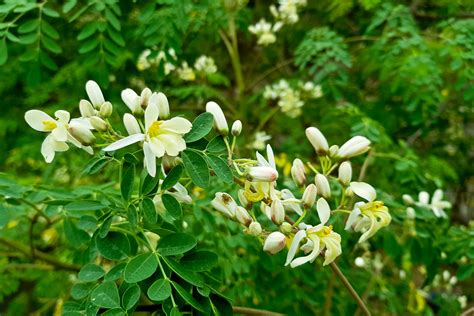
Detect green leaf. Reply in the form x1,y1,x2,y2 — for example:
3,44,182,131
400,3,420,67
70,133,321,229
71,282,95,300
171,282,204,312
181,150,209,188
161,194,182,220
147,279,171,301
42,21,60,39
206,136,226,153
18,19,39,33
161,165,183,191
122,284,141,310
105,263,126,281
127,205,138,228
91,281,120,309
82,157,108,175
184,112,214,143
457,265,474,281
157,233,196,256
124,253,158,283
141,170,161,196
162,257,203,287
43,7,60,18
121,162,135,201
19,33,38,45
42,36,62,54
206,154,233,184
105,9,121,31
79,37,99,54
78,264,105,282
0,38,7,65
77,23,97,41
97,232,131,260
180,251,218,272
63,0,77,13
141,197,157,225
63,218,90,247
102,309,125,316
64,200,106,213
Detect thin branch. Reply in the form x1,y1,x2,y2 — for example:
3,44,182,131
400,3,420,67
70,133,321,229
329,262,371,316
0,237,80,272
323,274,335,316
358,150,374,182
19,198,51,224
233,306,284,316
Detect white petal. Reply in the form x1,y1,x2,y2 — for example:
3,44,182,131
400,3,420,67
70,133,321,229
51,139,69,152
123,113,141,135
86,80,105,107
316,198,331,225
350,182,376,202
322,233,342,265
358,215,378,243
345,207,362,230
143,142,156,177
51,126,68,142
82,146,93,155
160,117,192,134
121,88,140,113
25,110,54,132
55,110,70,123
266,145,276,169
418,191,430,204
285,230,306,266
103,133,145,151
148,138,166,158
290,235,320,268
157,134,185,156
432,189,443,203
41,135,55,163
256,151,269,167
145,102,159,130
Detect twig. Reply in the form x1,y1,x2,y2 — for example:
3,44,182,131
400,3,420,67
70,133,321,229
233,306,284,315
358,150,374,182
329,262,371,316
19,198,51,224
323,274,335,316
0,237,80,272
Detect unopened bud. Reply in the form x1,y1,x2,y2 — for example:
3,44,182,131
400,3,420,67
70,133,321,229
355,257,365,267
270,199,285,225
291,158,306,187
247,166,278,182
402,194,414,205
68,122,95,146
238,189,250,209
315,174,331,198
305,127,329,155
337,136,371,159
406,207,416,220
345,187,353,197
211,192,237,218
280,222,292,234
162,155,179,173
79,100,95,117
248,221,262,236
329,145,339,157
206,101,228,136
231,120,242,136
263,232,286,255
144,231,160,249
338,161,352,186
99,101,113,118
85,80,105,108
302,184,317,209
90,116,108,131
235,206,252,226
150,92,170,119
123,113,141,135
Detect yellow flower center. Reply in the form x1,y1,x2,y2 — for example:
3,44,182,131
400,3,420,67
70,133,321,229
360,201,387,213
43,120,57,131
315,225,333,238
147,121,162,138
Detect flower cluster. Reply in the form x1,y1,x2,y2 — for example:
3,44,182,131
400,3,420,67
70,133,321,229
249,0,307,46
25,81,192,178
403,189,451,219
210,121,391,268
137,48,177,73
263,79,323,117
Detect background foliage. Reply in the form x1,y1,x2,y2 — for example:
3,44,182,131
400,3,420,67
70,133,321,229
0,0,473,315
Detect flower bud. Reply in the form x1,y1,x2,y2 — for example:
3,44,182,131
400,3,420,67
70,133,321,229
85,80,105,108
315,174,331,198
150,92,170,119
402,194,414,205
328,145,339,157
338,161,352,186
79,100,95,117
231,120,242,136
247,166,278,182
211,192,237,218
123,113,141,135
355,257,365,267
337,136,371,159
68,122,95,146
406,207,416,220
248,221,262,236
263,232,286,255
162,155,179,173
235,206,252,226
144,231,160,249
90,116,108,132
270,199,285,225
99,101,113,118
291,158,306,187
302,184,317,209
280,222,292,234
238,189,250,209
305,127,329,155
206,101,228,136
345,187,353,197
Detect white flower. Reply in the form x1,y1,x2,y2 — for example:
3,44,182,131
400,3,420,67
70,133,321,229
25,110,93,162
337,136,371,159
103,101,192,177
250,131,271,150
302,184,317,209
194,55,217,74
248,19,281,46
248,221,262,235
280,189,303,215
231,120,242,136
211,192,237,218
263,232,287,254
85,80,106,109
345,182,391,243
121,87,152,115
291,158,306,186
315,174,331,198
248,144,279,182
416,190,451,218
177,62,196,81
235,206,253,226
338,161,352,186
150,92,170,119
270,199,285,225
355,257,365,267
123,113,141,135
206,101,228,136
306,127,329,155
